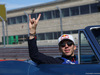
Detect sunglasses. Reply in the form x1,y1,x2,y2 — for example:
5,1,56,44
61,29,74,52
59,41,74,47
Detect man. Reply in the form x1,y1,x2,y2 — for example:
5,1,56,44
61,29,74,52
28,14,78,64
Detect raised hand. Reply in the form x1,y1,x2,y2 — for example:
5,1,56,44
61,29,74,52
29,14,41,35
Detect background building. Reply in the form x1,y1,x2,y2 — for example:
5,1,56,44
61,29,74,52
0,0,100,47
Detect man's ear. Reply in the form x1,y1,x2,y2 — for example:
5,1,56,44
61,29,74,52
74,45,76,51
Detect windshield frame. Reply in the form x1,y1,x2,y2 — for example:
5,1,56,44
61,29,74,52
84,25,100,61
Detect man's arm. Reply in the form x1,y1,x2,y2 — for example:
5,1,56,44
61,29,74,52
28,37,48,64
28,37,63,64
28,14,45,64
28,14,62,64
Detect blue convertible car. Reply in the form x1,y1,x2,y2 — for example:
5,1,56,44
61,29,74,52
0,25,100,75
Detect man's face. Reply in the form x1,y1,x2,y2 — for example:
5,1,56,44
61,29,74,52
59,40,76,56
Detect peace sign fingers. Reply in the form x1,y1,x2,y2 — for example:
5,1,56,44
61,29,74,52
35,14,41,24
28,14,41,35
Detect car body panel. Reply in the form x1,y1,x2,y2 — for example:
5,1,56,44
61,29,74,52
0,61,39,75
0,60,100,75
